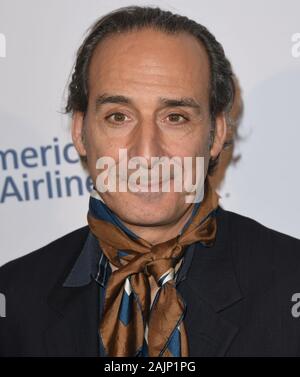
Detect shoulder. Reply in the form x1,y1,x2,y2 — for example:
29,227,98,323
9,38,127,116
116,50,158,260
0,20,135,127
221,206,300,256
218,206,300,292
0,226,89,295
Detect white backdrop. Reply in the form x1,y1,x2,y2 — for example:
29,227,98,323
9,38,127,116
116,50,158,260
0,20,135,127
0,0,299,267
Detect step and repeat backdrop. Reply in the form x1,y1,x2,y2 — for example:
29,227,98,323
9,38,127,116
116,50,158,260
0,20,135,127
0,0,300,266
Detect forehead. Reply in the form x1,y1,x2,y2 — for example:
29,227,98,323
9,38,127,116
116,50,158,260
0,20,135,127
88,28,210,101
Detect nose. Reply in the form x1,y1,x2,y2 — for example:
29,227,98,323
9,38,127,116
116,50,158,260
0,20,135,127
128,118,165,166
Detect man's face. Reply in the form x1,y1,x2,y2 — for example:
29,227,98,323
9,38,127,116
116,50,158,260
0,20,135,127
72,28,226,227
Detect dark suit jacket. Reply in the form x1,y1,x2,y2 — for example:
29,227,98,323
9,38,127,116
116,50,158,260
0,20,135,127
1,206,300,357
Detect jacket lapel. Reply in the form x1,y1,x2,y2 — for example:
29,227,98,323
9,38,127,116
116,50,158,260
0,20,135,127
177,208,244,356
178,254,243,356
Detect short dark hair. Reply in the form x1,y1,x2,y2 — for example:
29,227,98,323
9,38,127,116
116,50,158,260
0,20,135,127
65,5,236,175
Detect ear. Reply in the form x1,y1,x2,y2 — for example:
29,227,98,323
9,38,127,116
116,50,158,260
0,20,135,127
71,111,87,157
210,112,227,159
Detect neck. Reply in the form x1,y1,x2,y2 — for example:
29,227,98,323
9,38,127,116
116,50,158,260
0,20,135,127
120,204,195,245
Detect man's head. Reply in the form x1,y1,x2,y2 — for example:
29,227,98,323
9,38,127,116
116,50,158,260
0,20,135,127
66,6,235,228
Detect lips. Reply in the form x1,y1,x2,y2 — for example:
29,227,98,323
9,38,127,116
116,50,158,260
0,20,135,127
133,177,173,190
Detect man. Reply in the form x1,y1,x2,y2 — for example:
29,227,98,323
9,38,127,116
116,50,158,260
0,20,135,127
0,6,300,357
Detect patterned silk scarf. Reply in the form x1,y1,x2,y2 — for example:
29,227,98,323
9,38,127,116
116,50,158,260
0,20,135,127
87,179,220,357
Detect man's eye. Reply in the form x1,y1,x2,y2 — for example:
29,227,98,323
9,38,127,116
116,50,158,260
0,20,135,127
167,113,189,123
105,112,130,123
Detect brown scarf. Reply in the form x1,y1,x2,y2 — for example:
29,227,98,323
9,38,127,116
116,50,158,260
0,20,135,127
87,179,219,356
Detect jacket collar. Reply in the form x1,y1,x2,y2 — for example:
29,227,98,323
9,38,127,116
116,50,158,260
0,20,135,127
62,231,111,288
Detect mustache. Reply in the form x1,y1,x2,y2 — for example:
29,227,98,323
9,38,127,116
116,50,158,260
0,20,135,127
111,156,183,182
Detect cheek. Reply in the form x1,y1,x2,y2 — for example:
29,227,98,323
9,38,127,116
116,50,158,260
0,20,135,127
196,126,212,156
84,121,107,157
84,125,124,180
175,133,210,159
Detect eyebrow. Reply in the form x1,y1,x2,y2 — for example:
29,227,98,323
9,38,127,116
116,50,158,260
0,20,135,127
95,93,203,114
